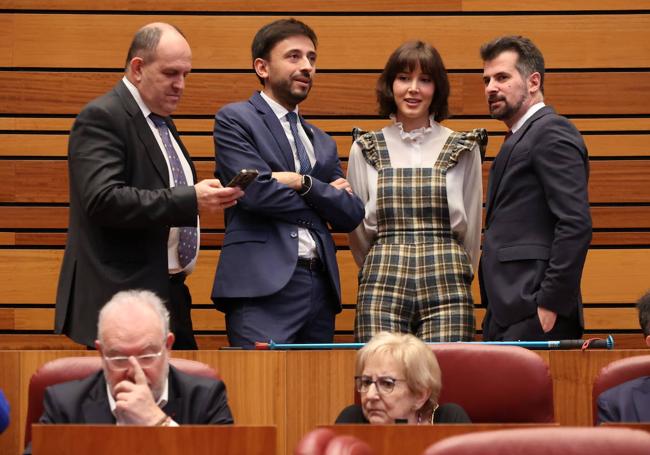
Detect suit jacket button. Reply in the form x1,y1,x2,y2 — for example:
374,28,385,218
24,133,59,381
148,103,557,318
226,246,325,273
290,232,298,238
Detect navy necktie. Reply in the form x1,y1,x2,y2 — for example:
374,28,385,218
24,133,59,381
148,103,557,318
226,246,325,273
149,113,197,268
286,111,312,174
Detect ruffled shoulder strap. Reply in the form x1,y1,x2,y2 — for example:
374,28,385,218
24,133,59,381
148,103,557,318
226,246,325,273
444,128,488,170
351,128,388,170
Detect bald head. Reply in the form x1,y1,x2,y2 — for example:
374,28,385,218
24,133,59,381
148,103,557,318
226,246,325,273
124,22,186,70
97,289,170,345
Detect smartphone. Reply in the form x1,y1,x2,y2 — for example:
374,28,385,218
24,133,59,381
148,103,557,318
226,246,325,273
226,169,259,190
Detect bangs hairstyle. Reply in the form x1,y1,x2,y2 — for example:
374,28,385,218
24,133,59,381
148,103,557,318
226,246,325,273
376,41,450,121
356,332,442,405
251,18,318,85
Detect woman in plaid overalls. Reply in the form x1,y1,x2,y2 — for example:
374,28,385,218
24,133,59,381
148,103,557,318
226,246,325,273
348,41,486,342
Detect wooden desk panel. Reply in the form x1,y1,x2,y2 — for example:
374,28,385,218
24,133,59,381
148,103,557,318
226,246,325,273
31,424,276,455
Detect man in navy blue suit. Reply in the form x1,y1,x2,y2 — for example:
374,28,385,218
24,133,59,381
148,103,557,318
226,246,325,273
597,290,650,423
211,18,364,348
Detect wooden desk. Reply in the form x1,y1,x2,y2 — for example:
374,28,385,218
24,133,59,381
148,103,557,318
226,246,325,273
324,424,559,455
31,424,276,455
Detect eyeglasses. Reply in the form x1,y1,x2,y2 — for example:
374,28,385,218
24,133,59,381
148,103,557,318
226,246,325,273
355,375,406,394
103,349,164,370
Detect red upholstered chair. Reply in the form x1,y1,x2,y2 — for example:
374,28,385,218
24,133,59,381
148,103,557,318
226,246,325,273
294,428,337,455
422,427,650,455
354,344,553,423
592,354,650,424
431,344,554,422
324,435,374,455
24,356,218,448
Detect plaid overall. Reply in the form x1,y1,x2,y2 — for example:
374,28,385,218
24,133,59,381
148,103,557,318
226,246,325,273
354,129,486,342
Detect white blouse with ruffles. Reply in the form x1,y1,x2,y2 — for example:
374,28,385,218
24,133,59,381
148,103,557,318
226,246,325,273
347,116,483,273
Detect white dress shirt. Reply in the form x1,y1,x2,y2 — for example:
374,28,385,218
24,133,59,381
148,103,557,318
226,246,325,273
122,76,198,274
259,91,318,259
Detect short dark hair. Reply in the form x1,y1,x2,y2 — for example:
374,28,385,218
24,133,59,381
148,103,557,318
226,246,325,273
124,23,185,70
376,41,450,122
480,35,545,94
251,18,318,85
637,290,650,337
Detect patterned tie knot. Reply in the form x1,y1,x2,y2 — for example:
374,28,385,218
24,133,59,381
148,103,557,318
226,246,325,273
149,113,167,127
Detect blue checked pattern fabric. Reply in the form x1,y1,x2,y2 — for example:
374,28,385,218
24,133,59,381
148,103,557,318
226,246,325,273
353,129,487,343
286,112,312,174
149,113,197,268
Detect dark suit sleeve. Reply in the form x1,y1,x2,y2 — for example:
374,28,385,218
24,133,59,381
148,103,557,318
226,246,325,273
530,116,592,316
596,390,620,424
69,103,198,228
202,380,234,424
215,107,364,232
38,386,70,424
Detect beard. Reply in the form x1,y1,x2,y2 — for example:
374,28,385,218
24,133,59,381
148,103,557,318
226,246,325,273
488,92,527,122
271,75,312,108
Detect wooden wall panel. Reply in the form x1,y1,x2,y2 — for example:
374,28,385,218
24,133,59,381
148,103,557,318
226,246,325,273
2,72,650,116
1,248,647,312
5,0,650,12
4,132,650,159
2,14,650,69
2,160,648,204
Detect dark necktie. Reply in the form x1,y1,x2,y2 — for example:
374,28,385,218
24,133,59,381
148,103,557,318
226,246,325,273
149,113,197,268
286,111,312,174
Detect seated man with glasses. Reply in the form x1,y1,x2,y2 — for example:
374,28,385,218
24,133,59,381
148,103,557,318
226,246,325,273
36,289,233,427
335,332,470,424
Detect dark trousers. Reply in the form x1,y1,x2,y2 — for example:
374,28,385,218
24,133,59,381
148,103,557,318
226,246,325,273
225,264,336,349
168,273,198,350
483,308,583,341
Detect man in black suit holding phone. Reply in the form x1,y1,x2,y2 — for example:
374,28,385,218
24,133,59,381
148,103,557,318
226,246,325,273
479,36,592,341
55,22,244,350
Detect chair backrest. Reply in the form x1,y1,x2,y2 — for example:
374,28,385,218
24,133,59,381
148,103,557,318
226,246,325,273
25,356,218,447
592,354,650,424
432,344,554,422
354,344,553,423
324,435,374,455
294,428,337,455
422,427,650,455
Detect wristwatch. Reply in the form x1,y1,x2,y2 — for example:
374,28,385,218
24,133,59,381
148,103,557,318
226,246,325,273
299,174,312,195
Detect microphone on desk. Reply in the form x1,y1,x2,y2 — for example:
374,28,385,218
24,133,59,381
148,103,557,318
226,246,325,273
394,418,408,424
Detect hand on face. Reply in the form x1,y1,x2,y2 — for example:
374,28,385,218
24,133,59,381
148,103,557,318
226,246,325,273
112,356,167,425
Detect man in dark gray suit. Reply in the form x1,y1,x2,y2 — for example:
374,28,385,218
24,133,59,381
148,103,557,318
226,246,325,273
479,36,592,341
55,23,243,349
25,290,232,454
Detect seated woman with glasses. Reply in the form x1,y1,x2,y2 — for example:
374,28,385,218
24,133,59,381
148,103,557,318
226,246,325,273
335,331,470,424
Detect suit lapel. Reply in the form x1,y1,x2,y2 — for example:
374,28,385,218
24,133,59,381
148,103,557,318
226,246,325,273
115,81,170,186
162,366,183,423
250,92,297,171
485,106,553,224
81,373,115,424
